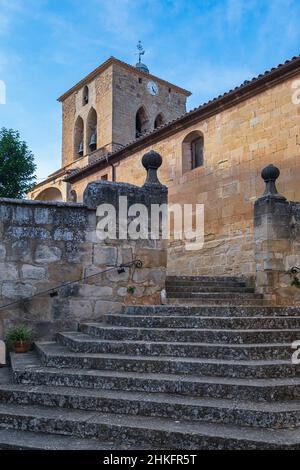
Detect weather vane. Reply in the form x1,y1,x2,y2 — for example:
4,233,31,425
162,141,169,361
136,41,145,64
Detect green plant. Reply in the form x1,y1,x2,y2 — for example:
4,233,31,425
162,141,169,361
0,127,36,198
291,276,300,289
6,325,33,344
127,286,136,295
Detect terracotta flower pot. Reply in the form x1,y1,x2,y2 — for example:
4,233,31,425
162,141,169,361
12,341,31,354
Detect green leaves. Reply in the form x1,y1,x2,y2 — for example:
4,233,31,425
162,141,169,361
0,127,37,199
6,325,33,343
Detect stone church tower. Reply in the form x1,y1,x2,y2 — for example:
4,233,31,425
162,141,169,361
58,52,191,168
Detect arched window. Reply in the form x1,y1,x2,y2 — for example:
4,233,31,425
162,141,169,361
182,131,204,174
135,106,149,138
82,85,89,106
74,116,84,160
154,113,164,129
86,107,97,153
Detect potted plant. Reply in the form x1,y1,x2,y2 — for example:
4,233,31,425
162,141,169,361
6,325,33,353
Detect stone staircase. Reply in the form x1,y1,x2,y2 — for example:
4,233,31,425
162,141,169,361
0,276,300,449
166,276,267,305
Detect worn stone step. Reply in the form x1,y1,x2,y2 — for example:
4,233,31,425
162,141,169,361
165,279,247,286
165,286,254,293
32,343,300,378
0,428,123,450
104,314,300,330
88,319,300,346
123,305,300,317
54,334,293,359
11,351,300,401
2,382,300,429
0,403,300,449
167,291,263,299
166,298,270,306
166,276,246,283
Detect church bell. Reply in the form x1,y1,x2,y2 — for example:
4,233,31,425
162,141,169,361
89,132,97,151
78,141,83,156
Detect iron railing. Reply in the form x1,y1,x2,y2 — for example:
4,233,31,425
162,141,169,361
0,259,143,311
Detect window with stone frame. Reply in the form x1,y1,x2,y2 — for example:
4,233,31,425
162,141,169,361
154,113,165,129
135,106,149,138
82,85,89,106
182,131,204,174
74,116,84,159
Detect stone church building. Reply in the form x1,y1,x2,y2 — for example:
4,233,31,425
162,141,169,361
1,52,300,449
28,53,300,280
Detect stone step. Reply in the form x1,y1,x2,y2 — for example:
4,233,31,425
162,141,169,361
0,428,122,450
165,285,254,293
89,320,300,346
123,305,300,317
33,343,299,378
54,334,293,359
166,292,263,299
166,276,246,283
104,314,300,330
166,298,270,306
12,351,300,401
0,403,300,449
2,382,300,429
165,279,247,290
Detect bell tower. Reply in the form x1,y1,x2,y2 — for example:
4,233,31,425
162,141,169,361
58,47,191,168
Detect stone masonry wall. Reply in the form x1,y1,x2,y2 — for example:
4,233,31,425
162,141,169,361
254,165,300,305
71,72,300,280
0,164,167,340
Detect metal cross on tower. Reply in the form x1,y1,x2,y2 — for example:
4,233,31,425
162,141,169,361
137,41,145,64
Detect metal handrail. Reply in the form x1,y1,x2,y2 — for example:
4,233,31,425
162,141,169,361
0,259,143,311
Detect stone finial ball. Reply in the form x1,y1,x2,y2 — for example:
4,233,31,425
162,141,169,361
142,150,163,170
261,164,280,182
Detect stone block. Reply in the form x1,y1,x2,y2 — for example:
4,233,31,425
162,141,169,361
117,287,127,297
48,264,82,283
79,284,113,298
69,299,94,319
35,245,62,263
10,240,31,263
34,208,53,225
94,246,117,266
2,282,35,300
137,249,167,268
0,263,19,281
21,264,47,280
94,300,122,316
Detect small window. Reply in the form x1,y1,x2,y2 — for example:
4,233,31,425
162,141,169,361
182,131,204,174
87,107,97,153
101,174,108,180
154,113,164,129
191,137,204,169
74,116,84,160
138,77,142,84
135,106,149,138
83,85,89,106
168,88,172,93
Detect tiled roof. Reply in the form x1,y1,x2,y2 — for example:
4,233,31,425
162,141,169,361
63,53,300,183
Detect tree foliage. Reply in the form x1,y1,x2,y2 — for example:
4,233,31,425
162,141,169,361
0,127,36,198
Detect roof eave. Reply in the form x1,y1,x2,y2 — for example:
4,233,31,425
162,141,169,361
57,56,191,102
65,54,300,184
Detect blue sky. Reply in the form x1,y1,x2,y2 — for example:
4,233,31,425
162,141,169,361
1,0,300,181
